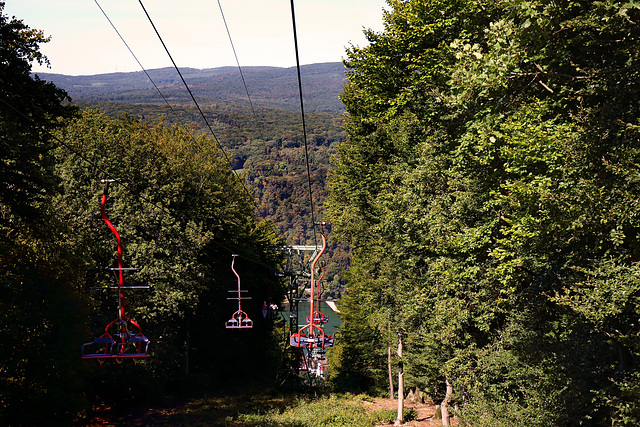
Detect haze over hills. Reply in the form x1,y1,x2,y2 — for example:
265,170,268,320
35,62,347,113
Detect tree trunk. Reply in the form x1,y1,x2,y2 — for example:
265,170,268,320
183,316,190,376
388,321,394,399
440,378,452,427
394,330,404,426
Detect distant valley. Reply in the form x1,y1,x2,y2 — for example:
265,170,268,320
35,62,347,113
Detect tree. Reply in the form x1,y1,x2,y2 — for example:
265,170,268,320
329,0,640,424
0,1,76,221
0,3,84,424
54,110,285,397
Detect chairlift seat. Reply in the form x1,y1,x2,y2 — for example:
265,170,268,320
128,334,149,343
225,308,253,329
307,311,328,324
324,335,335,348
290,333,308,347
92,336,116,344
312,335,334,348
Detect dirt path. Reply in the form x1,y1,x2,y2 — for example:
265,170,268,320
363,398,459,427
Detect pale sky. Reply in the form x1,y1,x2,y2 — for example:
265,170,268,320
4,0,389,76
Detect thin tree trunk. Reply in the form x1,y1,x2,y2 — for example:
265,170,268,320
183,315,190,376
388,321,394,399
440,378,452,427
394,330,404,426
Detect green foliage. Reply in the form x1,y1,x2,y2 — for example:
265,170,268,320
235,395,373,427
370,407,418,424
0,3,85,424
0,1,77,221
54,110,285,393
328,0,640,425
69,99,350,297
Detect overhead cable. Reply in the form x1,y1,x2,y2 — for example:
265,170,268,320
216,0,266,144
94,0,198,142
289,0,318,248
137,0,261,225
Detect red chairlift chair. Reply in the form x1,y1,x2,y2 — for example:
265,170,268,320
82,179,150,361
290,225,334,351
225,254,253,329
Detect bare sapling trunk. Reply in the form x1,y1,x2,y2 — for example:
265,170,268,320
183,316,190,375
440,377,453,427
394,330,404,426
388,321,394,399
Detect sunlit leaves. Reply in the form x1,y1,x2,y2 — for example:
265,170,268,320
330,0,640,423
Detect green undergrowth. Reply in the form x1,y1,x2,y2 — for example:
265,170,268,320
90,391,417,426
232,394,376,427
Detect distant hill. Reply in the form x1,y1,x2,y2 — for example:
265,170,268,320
35,62,347,113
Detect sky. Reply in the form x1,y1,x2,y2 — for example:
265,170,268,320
4,0,389,76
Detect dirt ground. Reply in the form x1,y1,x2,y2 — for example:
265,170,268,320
86,395,460,426
364,397,459,427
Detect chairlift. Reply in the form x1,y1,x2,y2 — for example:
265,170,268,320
82,179,150,361
225,254,253,329
290,224,334,351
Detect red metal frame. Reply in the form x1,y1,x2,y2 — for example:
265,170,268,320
290,226,334,350
82,180,149,360
306,264,328,324
226,254,253,329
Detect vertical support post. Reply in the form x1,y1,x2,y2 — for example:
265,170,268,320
388,321,394,399
393,329,404,426
395,329,404,426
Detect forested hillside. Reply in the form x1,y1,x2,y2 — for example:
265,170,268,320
328,0,640,426
43,62,352,298
36,62,347,113
68,100,350,298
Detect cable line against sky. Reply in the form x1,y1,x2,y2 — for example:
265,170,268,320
95,0,279,243
94,0,322,251
289,0,318,248
93,0,197,144
216,0,266,144
137,0,266,229
136,0,232,167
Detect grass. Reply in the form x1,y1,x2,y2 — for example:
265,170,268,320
91,391,417,426
233,394,373,427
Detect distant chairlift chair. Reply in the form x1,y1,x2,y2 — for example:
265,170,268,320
225,254,253,329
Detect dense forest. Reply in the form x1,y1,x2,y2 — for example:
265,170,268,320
4,0,640,426
327,0,640,426
46,61,352,298
1,4,290,424
67,101,351,299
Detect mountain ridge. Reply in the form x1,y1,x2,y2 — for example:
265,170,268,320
35,62,347,113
